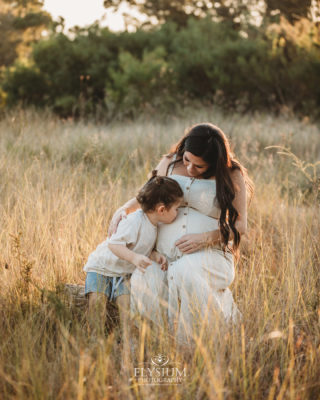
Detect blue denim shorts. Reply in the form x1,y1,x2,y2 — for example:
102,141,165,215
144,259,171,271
85,272,130,301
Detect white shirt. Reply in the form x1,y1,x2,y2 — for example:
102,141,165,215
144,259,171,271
83,209,157,277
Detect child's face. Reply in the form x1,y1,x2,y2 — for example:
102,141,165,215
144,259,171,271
158,199,182,224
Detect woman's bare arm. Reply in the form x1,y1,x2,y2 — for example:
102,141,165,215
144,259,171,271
153,155,173,177
121,197,140,214
205,169,247,241
107,197,140,236
230,168,247,236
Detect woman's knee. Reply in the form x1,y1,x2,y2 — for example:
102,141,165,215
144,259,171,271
169,251,235,290
208,253,235,289
168,255,197,287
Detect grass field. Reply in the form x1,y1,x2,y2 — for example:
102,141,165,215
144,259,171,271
0,108,319,399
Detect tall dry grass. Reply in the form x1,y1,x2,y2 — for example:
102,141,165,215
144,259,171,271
0,108,319,399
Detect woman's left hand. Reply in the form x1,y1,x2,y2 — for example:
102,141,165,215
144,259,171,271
175,233,205,254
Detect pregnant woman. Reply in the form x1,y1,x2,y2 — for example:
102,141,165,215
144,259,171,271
109,123,253,344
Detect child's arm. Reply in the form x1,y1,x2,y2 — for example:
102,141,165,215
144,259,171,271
150,250,168,271
108,243,152,273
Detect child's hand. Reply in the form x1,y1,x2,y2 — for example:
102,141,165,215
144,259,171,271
150,250,168,271
133,254,152,273
158,254,168,271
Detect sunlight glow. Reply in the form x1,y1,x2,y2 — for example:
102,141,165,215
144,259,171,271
43,0,144,31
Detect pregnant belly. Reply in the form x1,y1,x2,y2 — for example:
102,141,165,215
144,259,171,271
156,207,220,260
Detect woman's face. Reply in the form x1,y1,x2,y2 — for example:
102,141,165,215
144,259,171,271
183,151,209,177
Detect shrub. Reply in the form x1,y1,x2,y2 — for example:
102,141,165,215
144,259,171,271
1,18,319,118
2,65,48,107
106,46,173,117
169,18,238,98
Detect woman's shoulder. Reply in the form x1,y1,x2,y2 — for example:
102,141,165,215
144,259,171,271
229,167,246,192
154,153,176,176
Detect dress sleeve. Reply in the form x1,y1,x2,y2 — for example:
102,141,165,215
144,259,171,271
108,213,141,246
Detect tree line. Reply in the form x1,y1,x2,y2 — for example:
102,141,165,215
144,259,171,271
1,0,319,119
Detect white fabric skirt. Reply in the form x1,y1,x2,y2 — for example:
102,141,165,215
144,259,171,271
130,248,240,344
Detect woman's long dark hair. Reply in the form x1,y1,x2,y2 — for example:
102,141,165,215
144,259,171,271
166,123,254,255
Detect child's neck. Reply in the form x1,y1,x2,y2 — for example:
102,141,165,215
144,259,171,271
145,211,159,226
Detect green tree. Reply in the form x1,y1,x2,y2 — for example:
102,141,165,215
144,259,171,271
0,0,52,67
106,46,171,117
265,0,312,23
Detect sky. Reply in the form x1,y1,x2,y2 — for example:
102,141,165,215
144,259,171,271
43,0,145,31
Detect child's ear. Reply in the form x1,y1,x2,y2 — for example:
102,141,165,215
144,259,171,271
157,204,166,214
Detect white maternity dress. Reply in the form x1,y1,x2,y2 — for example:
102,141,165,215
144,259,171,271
131,162,240,344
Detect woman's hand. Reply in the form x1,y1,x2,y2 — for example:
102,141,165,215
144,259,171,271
175,233,206,254
108,208,127,237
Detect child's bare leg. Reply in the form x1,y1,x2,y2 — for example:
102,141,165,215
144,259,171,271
116,294,131,343
116,293,133,370
87,292,107,336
